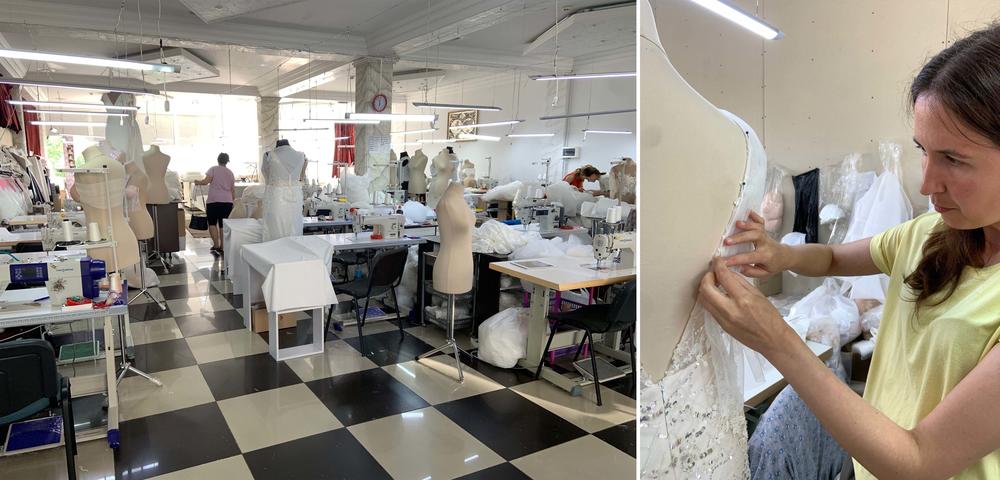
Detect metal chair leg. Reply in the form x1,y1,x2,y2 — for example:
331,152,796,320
62,378,77,480
535,321,560,379
572,331,588,362
628,327,637,393
390,287,404,339
586,328,602,406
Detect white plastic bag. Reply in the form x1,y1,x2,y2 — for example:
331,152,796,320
478,307,532,368
402,200,436,224
483,180,522,202
472,220,532,255
786,278,862,347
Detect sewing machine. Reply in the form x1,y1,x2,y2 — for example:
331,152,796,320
315,200,351,221
352,213,404,240
0,257,107,306
592,231,635,269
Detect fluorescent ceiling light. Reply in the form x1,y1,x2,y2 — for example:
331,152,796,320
418,138,457,144
540,109,635,120
26,109,128,117
583,129,632,135
0,48,180,73
348,113,437,122
459,133,501,142
391,128,437,135
334,136,349,140
412,102,502,112
688,0,783,40
304,118,380,125
529,72,636,81
8,100,140,111
0,78,159,95
274,127,330,132
277,70,337,98
31,121,103,127
337,145,355,149
507,133,555,138
448,120,523,130
398,142,422,146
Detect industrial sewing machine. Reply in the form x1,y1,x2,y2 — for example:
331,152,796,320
0,257,107,306
352,213,404,240
592,231,635,269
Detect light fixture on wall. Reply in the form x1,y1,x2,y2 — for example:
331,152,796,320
582,129,633,135
0,78,159,95
529,72,636,81
391,128,437,135
418,138,458,144
348,113,437,122
7,100,140,111
0,48,180,73
26,109,129,118
412,102,502,112
507,133,555,138
448,120,524,130
539,109,635,121
458,133,501,142
274,127,331,132
31,121,104,127
687,0,783,40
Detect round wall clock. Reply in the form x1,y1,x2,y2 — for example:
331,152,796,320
371,93,388,112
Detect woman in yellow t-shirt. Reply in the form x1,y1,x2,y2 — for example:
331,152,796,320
699,25,1000,480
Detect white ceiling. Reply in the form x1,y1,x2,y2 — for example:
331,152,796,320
0,0,635,101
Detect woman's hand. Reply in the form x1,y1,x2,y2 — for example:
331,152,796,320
698,257,798,356
721,211,792,278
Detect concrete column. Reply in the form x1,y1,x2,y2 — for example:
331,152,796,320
353,58,393,175
258,96,280,160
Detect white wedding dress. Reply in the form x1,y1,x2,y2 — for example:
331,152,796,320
261,145,305,241
639,108,767,479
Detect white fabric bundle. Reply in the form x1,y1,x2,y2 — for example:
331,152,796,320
483,180,522,202
472,220,534,255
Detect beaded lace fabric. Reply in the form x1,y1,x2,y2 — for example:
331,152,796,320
639,110,767,479
261,145,305,241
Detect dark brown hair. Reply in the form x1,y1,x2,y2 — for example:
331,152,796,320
904,25,1000,306
580,165,603,177
217,152,230,165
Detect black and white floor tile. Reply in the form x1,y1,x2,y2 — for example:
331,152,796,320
0,237,637,480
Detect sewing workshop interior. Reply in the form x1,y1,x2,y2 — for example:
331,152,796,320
0,1,637,479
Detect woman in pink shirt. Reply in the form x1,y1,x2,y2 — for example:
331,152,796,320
195,152,236,254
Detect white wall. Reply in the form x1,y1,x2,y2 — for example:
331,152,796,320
392,52,636,186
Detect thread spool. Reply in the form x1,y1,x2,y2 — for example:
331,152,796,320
61,221,73,242
109,273,123,293
87,222,101,242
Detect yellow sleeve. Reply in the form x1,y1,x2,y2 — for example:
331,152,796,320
868,212,940,276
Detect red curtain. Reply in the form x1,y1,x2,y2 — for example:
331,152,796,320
332,123,354,177
22,110,41,156
0,84,21,132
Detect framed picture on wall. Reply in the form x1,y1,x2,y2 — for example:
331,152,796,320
447,110,479,139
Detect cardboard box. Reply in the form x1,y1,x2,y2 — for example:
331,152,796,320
251,305,303,333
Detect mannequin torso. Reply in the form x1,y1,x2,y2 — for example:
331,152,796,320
261,144,306,241
123,161,155,240
71,146,140,272
433,181,474,294
427,149,458,208
609,158,637,204
408,149,429,194
143,146,171,204
461,159,477,187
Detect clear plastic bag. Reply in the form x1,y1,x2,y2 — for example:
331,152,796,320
819,153,863,244
478,307,533,368
761,165,787,237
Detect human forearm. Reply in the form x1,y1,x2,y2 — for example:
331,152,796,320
784,238,880,277
768,334,926,479
783,243,835,276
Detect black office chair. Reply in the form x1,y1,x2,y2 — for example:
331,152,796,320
535,280,636,406
325,248,409,353
0,339,78,479
331,251,371,284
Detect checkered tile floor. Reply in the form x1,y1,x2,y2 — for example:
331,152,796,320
0,237,636,480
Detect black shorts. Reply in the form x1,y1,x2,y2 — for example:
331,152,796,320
206,202,233,227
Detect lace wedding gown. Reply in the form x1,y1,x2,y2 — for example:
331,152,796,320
262,145,305,241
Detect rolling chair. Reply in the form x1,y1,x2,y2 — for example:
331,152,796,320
0,339,78,479
324,248,409,354
535,280,636,406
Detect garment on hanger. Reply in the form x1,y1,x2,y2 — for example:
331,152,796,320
261,144,305,241
793,168,820,243
641,110,766,479
609,158,637,204
102,93,146,177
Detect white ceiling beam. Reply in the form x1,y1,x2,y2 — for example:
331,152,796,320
368,0,547,57
0,0,367,59
254,60,354,97
398,45,573,74
524,3,636,56
0,33,27,78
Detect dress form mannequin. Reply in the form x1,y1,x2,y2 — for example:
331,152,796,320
426,147,458,209
461,159,477,188
640,1,765,477
641,1,749,381
143,145,172,204
433,181,474,294
70,146,140,274
408,149,429,196
261,141,306,241
609,157,637,204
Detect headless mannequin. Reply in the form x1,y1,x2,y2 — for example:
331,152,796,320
261,140,307,241
641,2,751,382
143,145,172,204
433,179,474,294
69,146,140,274
123,160,155,240
609,157,637,204
408,149,429,195
427,147,458,209
461,159,477,188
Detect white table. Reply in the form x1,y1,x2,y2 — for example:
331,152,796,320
743,340,833,408
489,255,636,395
0,288,128,449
